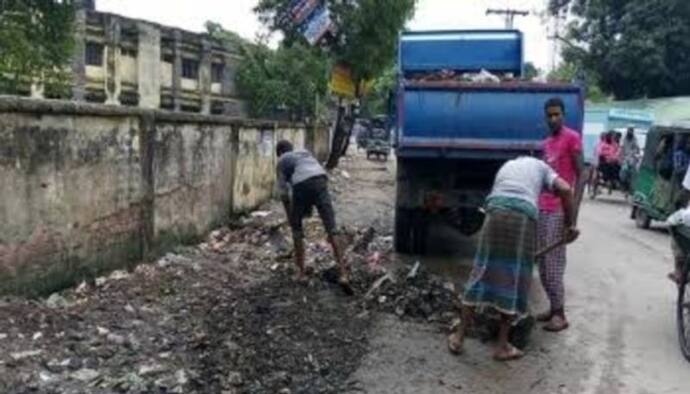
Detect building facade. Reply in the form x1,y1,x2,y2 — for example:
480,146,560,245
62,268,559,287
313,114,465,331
38,0,244,115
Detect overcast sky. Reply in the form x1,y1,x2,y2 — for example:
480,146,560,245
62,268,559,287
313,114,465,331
97,0,556,71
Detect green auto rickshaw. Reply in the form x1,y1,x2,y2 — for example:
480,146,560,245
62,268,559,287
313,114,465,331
631,122,690,228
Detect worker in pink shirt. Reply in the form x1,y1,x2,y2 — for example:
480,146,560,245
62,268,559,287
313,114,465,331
537,97,584,332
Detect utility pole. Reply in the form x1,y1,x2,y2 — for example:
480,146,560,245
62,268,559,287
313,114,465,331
548,7,568,71
486,9,529,29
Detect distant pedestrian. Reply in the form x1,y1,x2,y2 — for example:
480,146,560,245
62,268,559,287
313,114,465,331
275,140,352,294
598,131,621,189
537,97,584,332
447,156,578,361
619,127,640,188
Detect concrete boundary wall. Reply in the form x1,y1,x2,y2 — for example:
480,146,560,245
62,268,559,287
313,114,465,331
0,97,325,296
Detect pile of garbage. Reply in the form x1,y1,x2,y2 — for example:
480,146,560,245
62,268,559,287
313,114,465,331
406,68,515,83
0,199,534,393
359,261,459,325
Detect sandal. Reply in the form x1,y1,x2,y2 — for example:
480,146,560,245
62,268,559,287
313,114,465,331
493,345,524,361
543,316,569,332
536,310,553,322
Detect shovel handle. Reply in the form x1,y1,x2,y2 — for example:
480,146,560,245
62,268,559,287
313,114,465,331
535,228,580,259
534,238,569,259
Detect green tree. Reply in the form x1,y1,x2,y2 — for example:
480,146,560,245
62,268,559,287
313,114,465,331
523,62,540,80
547,61,607,102
549,0,690,99
255,0,417,168
0,0,75,96
362,65,396,116
207,22,330,121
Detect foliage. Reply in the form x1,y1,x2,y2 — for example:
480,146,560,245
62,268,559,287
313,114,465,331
207,22,330,120
549,0,690,99
255,0,416,168
547,62,607,102
362,65,395,116
254,0,416,91
0,0,75,96
523,62,540,80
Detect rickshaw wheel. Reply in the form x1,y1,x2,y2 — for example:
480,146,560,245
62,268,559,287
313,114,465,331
589,182,598,200
676,260,690,362
634,209,651,229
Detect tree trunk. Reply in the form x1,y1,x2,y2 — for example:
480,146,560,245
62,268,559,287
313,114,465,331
325,102,347,169
338,108,353,157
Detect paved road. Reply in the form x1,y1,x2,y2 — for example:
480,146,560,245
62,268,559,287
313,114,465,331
351,194,690,393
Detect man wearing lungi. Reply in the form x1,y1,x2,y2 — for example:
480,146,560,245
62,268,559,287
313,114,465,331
537,97,584,332
447,156,578,361
276,140,352,294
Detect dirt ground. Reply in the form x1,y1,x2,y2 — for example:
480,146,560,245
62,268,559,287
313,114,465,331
3,149,690,393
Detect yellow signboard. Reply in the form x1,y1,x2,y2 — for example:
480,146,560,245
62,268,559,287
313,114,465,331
329,65,373,99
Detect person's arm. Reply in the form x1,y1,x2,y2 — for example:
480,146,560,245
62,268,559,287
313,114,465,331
276,159,291,217
541,159,578,241
553,177,579,242
571,135,586,225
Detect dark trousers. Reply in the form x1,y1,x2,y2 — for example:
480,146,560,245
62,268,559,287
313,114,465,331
290,175,336,240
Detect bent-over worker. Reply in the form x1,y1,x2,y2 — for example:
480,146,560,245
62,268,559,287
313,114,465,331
447,156,578,361
275,140,352,294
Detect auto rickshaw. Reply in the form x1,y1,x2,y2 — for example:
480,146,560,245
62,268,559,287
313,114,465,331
365,127,391,161
631,122,690,228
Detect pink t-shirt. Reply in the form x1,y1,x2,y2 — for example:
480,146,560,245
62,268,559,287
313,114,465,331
539,126,582,212
597,141,619,163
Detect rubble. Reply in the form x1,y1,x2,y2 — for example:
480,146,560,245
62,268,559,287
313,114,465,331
0,202,375,393
0,167,524,393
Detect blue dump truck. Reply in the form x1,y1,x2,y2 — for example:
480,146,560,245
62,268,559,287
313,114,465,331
392,30,584,254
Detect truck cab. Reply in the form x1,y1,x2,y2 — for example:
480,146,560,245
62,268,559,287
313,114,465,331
392,30,584,254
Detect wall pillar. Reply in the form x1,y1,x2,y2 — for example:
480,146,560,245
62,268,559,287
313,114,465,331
199,39,212,115
172,30,183,112
137,23,161,109
104,16,122,105
221,55,238,115
71,5,87,101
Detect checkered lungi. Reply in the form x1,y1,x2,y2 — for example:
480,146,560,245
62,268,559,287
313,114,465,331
463,207,536,319
537,210,567,311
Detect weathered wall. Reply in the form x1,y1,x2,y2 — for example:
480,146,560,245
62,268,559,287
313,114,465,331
0,97,316,296
152,120,235,248
308,123,331,163
0,110,144,295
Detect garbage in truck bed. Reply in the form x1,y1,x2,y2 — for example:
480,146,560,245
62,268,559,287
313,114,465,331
406,68,514,83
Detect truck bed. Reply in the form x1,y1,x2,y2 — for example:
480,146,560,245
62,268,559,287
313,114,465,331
396,80,584,158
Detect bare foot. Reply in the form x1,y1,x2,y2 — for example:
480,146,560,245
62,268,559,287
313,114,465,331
493,344,524,361
447,331,464,355
543,315,569,332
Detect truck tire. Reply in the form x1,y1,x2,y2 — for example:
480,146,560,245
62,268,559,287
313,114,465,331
395,208,412,254
395,208,427,254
